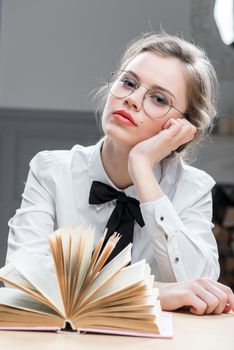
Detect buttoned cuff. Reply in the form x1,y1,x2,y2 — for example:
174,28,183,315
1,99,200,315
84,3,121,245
140,195,185,238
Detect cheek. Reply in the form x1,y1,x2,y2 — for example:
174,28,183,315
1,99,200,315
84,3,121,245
139,120,164,139
102,95,117,117
103,94,119,112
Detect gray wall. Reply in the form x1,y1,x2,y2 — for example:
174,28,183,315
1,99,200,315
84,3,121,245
1,0,233,116
1,1,234,116
0,0,191,111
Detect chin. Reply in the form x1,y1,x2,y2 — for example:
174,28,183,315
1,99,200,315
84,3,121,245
104,129,137,148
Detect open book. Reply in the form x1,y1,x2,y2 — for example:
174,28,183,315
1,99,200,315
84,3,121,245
0,226,172,338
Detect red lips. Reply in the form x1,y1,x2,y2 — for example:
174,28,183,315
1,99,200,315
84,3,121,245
112,110,137,127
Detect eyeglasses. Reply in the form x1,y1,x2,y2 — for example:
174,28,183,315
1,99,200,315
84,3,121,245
108,70,185,119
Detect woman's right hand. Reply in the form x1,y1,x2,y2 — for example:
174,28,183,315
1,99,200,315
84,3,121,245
156,277,234,315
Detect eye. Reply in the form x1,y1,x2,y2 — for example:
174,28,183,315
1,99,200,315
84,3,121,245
150,92,170,107
119,74,138,90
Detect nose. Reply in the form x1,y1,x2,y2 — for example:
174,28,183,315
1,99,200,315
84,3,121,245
123,88,144,112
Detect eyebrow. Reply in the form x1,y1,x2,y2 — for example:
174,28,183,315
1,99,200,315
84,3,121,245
126,70,176,101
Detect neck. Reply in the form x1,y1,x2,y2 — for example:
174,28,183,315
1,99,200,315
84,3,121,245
101,137,133,189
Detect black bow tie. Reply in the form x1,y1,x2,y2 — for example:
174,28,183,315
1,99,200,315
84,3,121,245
89,180,145,261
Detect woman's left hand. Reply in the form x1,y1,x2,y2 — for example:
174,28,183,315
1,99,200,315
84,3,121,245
127,117,196,202
129,117,197,169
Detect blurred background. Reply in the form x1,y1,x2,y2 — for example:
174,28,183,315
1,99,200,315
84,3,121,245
0,0,233,288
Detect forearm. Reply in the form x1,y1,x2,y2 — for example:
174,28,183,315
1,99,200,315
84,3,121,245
128,155,164,203
140,195,220,281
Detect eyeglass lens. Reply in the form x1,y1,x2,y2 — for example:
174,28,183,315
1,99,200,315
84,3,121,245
109,71,172,118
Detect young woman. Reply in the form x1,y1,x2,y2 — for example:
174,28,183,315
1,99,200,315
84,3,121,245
6,32,234,315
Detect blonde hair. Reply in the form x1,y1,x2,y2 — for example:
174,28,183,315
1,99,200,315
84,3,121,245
94,32,218,156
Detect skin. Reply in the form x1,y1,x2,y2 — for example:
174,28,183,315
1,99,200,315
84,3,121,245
101,51,234,315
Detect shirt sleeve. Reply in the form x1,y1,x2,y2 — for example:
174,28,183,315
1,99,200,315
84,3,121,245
6,151,57,272
140,183,220,282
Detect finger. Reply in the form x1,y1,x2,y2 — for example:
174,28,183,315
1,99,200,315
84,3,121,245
172,119,196,143
190,283,220,314
162,118,180,130
194,278,234,314
222,303,232,313
205,286,229,314
161,119,184,140
202,278,234,312
163,118,196,148
175,287,208,315
163,117,194,130
206,290,228,314
183,292,208,315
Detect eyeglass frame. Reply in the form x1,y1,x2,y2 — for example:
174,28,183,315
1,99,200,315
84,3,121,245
108,70,187,119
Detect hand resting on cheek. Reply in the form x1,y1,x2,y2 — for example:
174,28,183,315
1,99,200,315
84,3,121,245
129,118,197,169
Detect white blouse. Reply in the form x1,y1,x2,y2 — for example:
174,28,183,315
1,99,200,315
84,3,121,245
7,141,220,282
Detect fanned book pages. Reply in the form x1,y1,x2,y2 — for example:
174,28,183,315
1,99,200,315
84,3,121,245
0,225,173,338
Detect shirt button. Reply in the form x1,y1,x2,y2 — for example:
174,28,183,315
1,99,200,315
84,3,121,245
160,216,164,221
175,257,179,263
